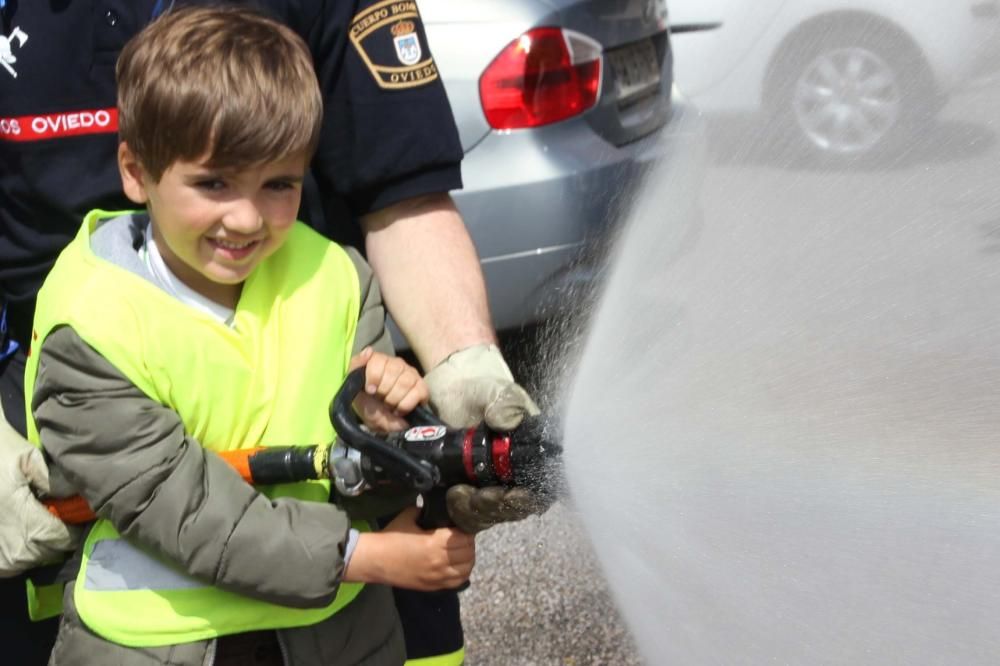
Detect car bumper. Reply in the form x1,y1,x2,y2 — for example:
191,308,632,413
457,87,707,333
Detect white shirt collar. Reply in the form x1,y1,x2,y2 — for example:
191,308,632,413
140,222,236,325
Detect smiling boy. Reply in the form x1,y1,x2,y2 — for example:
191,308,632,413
22,7,474,665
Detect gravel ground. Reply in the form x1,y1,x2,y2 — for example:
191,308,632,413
459,494,644,665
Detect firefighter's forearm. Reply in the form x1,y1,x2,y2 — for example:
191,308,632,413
362,193,496,370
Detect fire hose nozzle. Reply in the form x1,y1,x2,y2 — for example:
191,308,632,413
46,368,564,524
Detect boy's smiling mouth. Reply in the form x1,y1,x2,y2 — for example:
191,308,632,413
207,236,263,260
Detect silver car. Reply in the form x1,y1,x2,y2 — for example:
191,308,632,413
416,0,706,335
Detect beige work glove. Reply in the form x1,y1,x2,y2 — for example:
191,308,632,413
0,403,79,577
423,343,540,430
425,343,552,534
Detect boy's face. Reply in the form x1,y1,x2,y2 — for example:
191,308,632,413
119,144,308,307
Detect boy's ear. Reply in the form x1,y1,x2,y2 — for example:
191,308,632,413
118,142,149,204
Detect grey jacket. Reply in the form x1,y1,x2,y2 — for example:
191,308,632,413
33,215,410,665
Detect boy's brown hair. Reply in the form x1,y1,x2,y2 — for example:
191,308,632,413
117,6,322,181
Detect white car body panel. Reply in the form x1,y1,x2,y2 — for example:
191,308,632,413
670,0,1000,114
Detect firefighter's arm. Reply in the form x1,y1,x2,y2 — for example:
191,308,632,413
360,196,539,429
362,193,496,370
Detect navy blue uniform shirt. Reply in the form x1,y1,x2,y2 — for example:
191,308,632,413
0,0,463,315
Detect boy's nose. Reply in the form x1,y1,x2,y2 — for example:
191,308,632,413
223,200,264,233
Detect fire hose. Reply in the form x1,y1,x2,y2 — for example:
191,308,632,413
44,367,562,529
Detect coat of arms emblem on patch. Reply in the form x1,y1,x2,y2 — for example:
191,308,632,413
392,21,421,66
349,1,438,90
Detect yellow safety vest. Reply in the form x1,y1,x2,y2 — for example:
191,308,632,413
24,209,366,646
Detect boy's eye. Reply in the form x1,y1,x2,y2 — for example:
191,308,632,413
265,180,298,192
194,178,226,191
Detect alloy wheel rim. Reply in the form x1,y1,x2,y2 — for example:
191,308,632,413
792,46,902,155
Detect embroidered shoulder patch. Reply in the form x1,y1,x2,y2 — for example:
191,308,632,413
350,0,439,90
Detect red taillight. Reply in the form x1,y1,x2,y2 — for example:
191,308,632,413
479,27,603,130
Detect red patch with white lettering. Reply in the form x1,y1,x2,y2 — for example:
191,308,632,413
0,108,118,142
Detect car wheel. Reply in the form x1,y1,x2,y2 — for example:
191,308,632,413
767,22,935,162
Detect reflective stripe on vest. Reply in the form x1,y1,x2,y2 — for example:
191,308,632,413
72,519,370,647
24,210,364,645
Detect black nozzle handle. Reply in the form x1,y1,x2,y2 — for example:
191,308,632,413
408,404,446,427
330,368,438,492
416,488,452,530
